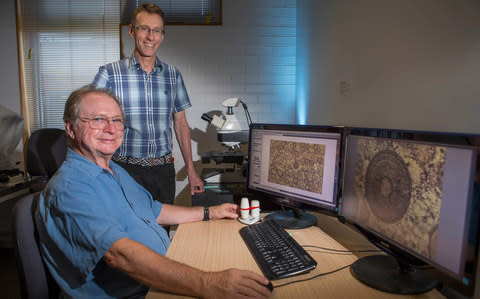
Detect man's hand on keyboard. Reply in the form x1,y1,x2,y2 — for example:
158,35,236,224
203,268,272,298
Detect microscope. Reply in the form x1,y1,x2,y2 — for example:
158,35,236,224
200,97,251,186
201,97,250,165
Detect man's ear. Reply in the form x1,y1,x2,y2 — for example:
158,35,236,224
128,24,135,39
65,122,75,140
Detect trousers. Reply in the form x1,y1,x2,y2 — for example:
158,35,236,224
115,161,176,205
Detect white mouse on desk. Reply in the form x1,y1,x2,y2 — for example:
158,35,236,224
239,197,261,225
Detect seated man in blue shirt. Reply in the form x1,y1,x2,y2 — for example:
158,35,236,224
35,85,272,299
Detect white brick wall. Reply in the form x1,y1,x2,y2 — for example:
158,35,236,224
149,0,297,199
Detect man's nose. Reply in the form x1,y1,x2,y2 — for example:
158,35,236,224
103,120,117,132
146,30,155,39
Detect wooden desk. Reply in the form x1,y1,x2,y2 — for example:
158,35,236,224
147,215,444,299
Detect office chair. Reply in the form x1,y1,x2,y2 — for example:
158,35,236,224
12,192,59,299
26,128,67,190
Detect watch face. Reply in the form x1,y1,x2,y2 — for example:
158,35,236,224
203,206,209,221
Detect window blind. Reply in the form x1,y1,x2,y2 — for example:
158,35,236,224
121,0,222,25
17,0,120,132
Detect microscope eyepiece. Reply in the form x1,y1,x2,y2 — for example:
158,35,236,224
201,113,213,122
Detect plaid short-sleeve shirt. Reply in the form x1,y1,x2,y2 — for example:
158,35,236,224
93,54,192,158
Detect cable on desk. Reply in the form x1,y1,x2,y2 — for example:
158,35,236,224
302,244,382,254
304,245,434,271
272,262,354,289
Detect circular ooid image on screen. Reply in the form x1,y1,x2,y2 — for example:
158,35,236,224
365,150,412,223
353,137,446,259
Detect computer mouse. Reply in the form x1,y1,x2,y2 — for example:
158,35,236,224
266,281,273,292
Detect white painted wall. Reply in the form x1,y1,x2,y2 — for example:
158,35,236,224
10,0,479,199
5,0,296,198
297,0,480,134
0,0,22,167
123,0,297,199
0,0,20,114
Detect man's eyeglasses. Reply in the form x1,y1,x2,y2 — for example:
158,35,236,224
80,117,125,130
133,25,165,36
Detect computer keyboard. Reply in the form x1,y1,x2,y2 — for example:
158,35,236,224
239,219,317,280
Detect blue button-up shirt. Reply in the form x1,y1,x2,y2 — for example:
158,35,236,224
35,149,171,298
92,53,192,158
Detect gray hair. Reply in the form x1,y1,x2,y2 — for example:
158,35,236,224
63,84,123,127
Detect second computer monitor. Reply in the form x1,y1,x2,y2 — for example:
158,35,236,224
340,128,480,295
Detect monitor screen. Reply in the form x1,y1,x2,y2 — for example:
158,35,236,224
340,128,480,296
247,123,342,228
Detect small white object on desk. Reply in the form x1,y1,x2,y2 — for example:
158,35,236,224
238,197,260,225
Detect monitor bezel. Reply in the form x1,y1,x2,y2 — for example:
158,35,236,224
338,126,480,296
246,123,344,215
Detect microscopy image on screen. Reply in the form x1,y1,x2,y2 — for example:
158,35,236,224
353,138,446,259
268,140,325,194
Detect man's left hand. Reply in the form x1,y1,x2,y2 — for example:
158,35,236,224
210,203,239,220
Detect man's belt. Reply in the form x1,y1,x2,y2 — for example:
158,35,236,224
113,153,174,167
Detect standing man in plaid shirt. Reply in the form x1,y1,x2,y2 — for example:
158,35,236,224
92,3,204,205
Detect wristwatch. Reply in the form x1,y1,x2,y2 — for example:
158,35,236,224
203,206,209,221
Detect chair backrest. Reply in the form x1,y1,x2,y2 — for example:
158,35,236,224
26,128,67,178
12,192,59,299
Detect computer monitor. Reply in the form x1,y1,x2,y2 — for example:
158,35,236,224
247,123,343,229
339,127,480,296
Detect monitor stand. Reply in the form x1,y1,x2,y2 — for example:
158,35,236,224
264,208,317,229
352,255,438,294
